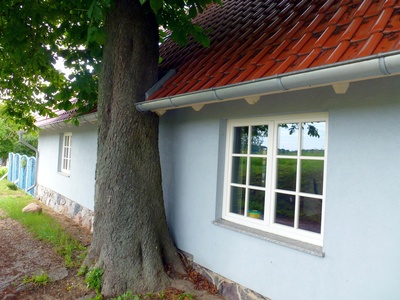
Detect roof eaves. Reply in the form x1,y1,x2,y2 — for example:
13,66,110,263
136,51,400,114
36,111,98,130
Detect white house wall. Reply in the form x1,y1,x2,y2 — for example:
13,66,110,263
158,75,400,300
37,122,97,211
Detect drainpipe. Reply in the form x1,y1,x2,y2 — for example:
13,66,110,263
16,130,39,194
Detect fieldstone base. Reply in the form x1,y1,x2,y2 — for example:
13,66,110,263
181,251,269,300
35,185,94,232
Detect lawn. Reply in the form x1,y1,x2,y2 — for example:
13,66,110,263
0,179,86,268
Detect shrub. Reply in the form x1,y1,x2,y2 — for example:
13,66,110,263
0,166,7,178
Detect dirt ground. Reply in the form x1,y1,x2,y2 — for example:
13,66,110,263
0,205,223,300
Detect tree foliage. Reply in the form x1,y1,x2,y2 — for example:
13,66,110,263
0,0,220,126
1,0,221,296
0,104,37,160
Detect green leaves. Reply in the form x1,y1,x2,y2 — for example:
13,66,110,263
139,0,220,47
0,0,100,128
0,0,221,129
150,0,163,13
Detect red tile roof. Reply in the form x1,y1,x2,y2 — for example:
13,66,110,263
150,0,400,101
35,107,97,128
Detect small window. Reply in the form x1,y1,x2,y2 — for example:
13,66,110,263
60,132,72,174
223,114,327,245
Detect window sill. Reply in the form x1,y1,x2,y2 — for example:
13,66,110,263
57,172,70,178
213,219,324,257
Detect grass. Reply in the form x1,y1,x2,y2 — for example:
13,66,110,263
0,179,86,268
0,166,7,178
22,272,51,286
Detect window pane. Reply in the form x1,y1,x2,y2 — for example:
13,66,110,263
302,122,325,156
277,158,297,191
230,186,245,215
232,157,247,184
250,157,266,187
233,127,248,154
275,193,295,227
64,147,69,159
278,123,298,155
300,160,324,195
248,189,265,220
251,125,268,154
299,197,322,233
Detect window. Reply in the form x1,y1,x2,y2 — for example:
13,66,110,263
60,132,72,174
223,113,327,245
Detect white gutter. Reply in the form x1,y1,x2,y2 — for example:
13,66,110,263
37,112,98,130
135,51,400,113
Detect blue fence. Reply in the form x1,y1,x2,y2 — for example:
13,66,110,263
7,153,36,195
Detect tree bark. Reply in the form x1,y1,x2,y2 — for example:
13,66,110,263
84,0,184,297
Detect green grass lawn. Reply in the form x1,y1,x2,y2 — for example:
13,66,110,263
0,180,86,268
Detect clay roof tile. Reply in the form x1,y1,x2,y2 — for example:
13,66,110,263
150,0,400,101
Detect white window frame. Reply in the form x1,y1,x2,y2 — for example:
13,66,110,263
222,113,328,246
61,132,72,174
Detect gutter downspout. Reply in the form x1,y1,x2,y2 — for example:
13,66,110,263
16,130,39,194
135,51,400,112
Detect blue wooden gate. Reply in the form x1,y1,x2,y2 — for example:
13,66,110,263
7,153,36,195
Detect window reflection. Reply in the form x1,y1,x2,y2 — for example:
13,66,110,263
233,127,248,154
277,158,297,191
300,160,324,195
278,123,298,155
250,157,266,187
230,186,245,215
248,189,265,220
251,125,268,154
299,197,322,233
232,157,247,184
275,193,295,227
302,122,325,156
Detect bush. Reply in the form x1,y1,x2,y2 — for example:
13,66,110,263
6,182,17,190
0,166,7,178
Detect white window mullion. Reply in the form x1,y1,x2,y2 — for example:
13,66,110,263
294,123,302,229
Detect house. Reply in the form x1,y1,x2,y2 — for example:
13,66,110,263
36,0,400,299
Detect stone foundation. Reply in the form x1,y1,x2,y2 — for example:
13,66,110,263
181,251,270,300
36,185,267,299
36,185,94,232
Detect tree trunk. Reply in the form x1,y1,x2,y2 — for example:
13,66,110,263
84,0,184,297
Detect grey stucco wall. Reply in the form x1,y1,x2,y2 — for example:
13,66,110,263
37,122,97,211
159,75,400,300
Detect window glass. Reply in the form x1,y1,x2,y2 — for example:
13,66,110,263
251,125,268,154
230,186,245,215
61,133,72,173
302,122,325,156
277,158,297,191
233,127,248,154
278,123,298,155
232,157,247,184
275,193,295,227
249,157,266,187
248,189,265,220
300,160,324,195
299,197,322,233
